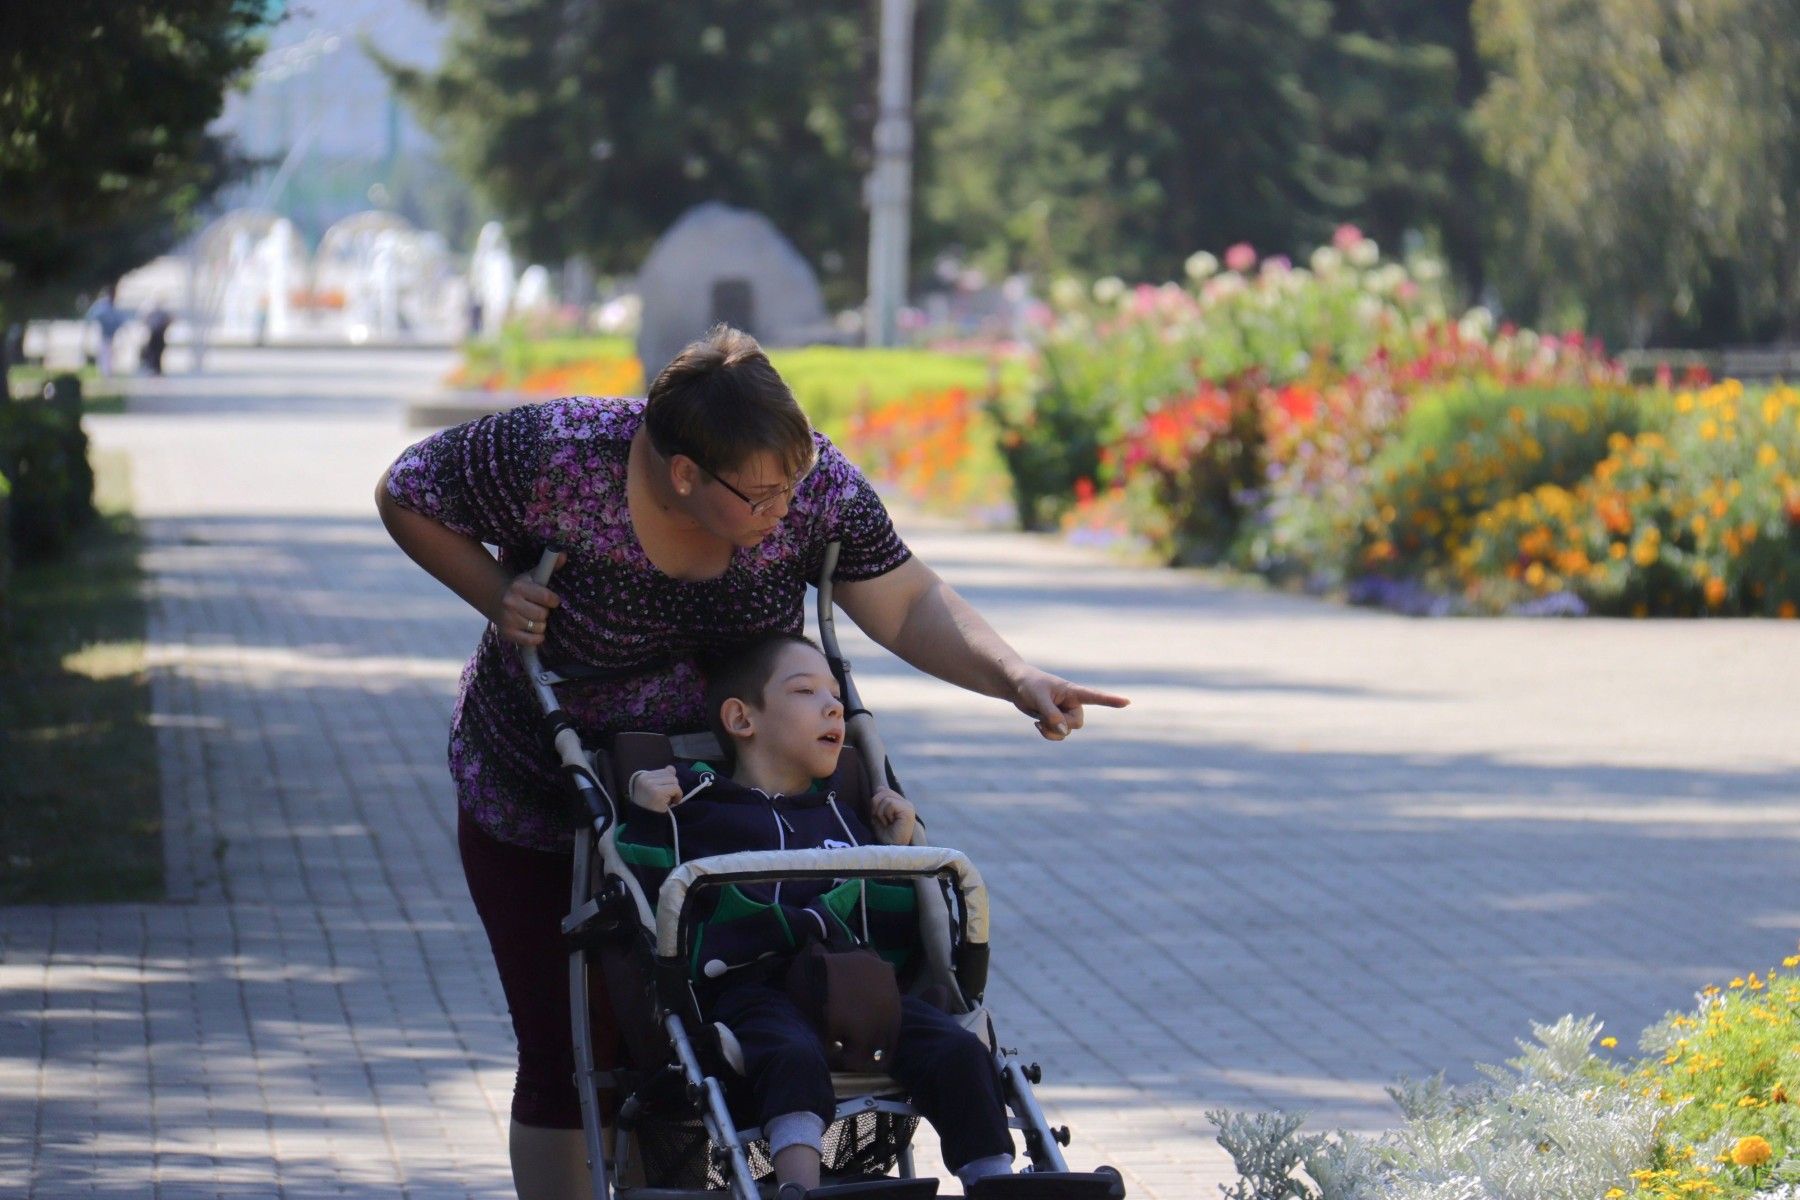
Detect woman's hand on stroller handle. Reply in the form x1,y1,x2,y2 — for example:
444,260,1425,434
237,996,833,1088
1010,666,1131,741
496,551,565,647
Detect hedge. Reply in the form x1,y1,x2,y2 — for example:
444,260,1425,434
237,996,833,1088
0,374,95,562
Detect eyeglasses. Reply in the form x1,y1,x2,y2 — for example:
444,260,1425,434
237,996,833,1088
697,462,812,516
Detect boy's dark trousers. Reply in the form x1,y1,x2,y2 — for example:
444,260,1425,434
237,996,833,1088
711,982,1016,1172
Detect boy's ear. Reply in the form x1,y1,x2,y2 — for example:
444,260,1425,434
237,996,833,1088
720,697,755,739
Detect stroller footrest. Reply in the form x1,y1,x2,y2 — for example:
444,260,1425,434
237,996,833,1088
965,1168,1125,1199
809,1180,940,1198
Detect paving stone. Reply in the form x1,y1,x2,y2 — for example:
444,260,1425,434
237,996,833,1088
4,348,1798,1197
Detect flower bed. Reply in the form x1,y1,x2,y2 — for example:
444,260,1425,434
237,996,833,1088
445,333,1021,518
1453,383,1800,616
1211,946,1800,1200
1008,228,1800,617
448,332,643,396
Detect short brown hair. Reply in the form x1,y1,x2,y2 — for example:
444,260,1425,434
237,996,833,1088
701,632,826,761
644,325,815,480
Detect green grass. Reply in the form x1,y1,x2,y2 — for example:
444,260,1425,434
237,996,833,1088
0,449,159,903
460,332,638,382
7,365,126,413
766,344,1027,439
452,332,1028,441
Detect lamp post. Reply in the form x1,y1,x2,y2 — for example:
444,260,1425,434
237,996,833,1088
864,0,915,347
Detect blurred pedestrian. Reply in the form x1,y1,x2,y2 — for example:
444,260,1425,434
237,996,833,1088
85,287,129,376
140,300,173,375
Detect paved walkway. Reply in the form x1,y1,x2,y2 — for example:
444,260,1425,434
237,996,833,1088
5,347,1800,1198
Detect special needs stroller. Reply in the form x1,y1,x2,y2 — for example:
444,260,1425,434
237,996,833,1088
519,545,1127,1199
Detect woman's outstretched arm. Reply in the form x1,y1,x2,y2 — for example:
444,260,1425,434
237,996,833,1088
833,556,1129,740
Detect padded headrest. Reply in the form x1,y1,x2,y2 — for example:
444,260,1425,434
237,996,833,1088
609,731,875,825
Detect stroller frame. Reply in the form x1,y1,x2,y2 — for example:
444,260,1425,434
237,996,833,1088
518,544,1120,1199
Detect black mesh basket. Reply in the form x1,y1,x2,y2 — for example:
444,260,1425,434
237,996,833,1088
636,1109,920,1191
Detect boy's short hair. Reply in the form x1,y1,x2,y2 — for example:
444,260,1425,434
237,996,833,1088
645,325,816,482
701,632,828,758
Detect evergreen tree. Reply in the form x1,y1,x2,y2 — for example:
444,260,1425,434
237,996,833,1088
384,1,893,306
0,1,265,364
922,0,1357,283
1317,1,1487,295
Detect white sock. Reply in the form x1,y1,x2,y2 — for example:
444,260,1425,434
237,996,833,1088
765,1110,826,1157
956,1152,1015,1187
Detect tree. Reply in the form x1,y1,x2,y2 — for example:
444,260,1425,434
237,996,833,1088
1474,0,1800,346
0,1,266,372
920,0,1359,283
384,0,901,307
1317,1,1489,297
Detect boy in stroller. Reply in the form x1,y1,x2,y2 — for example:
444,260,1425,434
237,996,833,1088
620,632,1027,1198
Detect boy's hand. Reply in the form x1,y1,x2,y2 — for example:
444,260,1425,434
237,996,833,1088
870,787,917,845
630,766,684,813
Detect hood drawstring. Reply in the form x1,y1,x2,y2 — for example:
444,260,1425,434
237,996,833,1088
668,771,714,866
826,794,871,943
749,786,795,905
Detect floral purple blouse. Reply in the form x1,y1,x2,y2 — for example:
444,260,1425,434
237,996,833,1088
386,396,912,851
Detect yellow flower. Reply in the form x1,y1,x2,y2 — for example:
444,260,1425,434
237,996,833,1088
1705,577,1727,608
1701,419,1720,441
1525,562,1547,588
1758,443,1780,468
1783,955,1800,968
1601,1036,1619,1048
1731,1135,1773,1167
1738,1095,1763,1107
1730,977,1746,988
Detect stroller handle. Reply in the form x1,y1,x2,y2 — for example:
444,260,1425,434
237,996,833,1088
515,547,617,833
654,845,990,960
517,547,562,703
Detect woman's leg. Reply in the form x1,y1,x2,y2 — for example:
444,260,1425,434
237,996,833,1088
459,810,598,1199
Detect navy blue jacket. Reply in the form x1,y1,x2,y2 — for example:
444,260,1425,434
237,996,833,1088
616,764,918,986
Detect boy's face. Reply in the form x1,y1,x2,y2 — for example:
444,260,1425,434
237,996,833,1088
735,642,846,780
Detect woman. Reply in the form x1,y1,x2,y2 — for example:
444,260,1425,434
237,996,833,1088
376,325,1128,1200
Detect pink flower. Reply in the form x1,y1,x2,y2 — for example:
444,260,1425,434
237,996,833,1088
1332,224,1364,251
1224,243,1257,273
